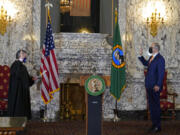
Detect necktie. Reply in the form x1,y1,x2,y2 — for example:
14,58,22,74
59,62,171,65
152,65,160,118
149,56,154,64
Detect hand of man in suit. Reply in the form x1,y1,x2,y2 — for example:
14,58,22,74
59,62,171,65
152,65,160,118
140,48,143,56
154,85,160,92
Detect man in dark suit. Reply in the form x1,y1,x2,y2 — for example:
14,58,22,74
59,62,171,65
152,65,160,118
138,43,165,133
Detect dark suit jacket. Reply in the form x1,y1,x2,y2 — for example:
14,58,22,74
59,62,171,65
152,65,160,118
138,53,165,90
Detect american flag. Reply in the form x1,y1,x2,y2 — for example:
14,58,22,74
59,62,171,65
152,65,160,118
40,18,60,104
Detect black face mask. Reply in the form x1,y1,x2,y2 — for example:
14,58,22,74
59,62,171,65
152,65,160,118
149,47,153,54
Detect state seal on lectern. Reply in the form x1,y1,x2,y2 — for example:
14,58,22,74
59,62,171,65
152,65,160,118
85,75,105,96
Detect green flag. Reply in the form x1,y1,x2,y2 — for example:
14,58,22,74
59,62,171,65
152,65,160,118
110,9,126,101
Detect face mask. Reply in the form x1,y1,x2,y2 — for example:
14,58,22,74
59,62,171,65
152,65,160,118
149,47,153,54
23,58,27,63
19,58,23,62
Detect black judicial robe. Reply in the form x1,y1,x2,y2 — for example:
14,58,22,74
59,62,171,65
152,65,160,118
8,60,34,119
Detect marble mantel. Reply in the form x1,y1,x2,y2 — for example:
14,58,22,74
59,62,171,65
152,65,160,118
54,33,112,75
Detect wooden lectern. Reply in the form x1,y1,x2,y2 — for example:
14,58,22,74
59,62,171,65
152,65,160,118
80,75,110,135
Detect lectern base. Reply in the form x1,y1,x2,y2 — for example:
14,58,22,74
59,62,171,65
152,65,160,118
87,95,102,135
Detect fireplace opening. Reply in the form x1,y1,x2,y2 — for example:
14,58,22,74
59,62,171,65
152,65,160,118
60,83,86,120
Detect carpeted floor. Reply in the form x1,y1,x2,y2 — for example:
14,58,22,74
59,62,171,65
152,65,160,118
24,120,180,135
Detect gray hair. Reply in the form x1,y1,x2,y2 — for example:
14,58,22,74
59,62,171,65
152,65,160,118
153,42,160,51
16,49,27,59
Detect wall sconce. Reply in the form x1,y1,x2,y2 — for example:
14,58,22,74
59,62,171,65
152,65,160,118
60,0,71,14
146,9,164,37
0,1,17,35
0,6,12,35
143,1,166,37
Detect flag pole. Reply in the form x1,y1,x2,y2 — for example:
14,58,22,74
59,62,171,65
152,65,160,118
112,0,114,36
113,100,118,122
42,0,53,122
42,0,49,122
113,3,121,123
113,98,120,122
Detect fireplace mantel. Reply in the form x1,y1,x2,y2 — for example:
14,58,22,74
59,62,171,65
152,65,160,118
54,33,112,75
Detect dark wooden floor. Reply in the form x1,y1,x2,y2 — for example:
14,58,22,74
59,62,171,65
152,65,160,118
24,120,180,135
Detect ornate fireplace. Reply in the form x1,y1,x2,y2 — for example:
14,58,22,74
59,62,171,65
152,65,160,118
54,33,113,120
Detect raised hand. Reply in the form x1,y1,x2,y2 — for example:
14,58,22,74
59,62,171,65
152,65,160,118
140,48,143,56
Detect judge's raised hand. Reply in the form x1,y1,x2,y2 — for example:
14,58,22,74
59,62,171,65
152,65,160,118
139,48,143,56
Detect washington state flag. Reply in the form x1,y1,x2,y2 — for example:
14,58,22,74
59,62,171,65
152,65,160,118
110,11,126,100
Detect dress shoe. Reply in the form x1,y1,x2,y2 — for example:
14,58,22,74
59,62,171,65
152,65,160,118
151,127,161,133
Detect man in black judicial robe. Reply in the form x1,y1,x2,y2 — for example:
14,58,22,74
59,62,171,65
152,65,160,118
8,50,36,119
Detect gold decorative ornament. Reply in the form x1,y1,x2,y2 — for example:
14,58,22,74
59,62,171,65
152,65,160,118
0,6,12,35
0,1,17,36
4,67,8,70
0,73,3,77
146,9,164,37
3,79,7,83
60,0,71,14
3,92,7,96
0,85,3,90
79,28,91,33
